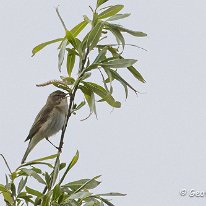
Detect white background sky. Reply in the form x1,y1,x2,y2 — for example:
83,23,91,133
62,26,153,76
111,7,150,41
0,0,206,205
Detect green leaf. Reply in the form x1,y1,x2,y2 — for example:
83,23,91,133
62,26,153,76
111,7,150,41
71,20,88,37
44,172,51,191
69,191,91,200
100,59,137,68
107,13,131,21
53,184,62,201
84,201,95,206
63,178,101,190
51,157,60,187
101,198,115,206
67,151,79,171
21,168,46,185
61,76,76,85
67,51,76,76
127,66,146,83
66,30,77,48
11,183,16,197
19,161,53,169
109,69,138,94
58,38,68,72
17,177,27,194
0,184,7,192
2,191,14,205
87,21,104,50
25,186,43,197
59,163,67,170
106,26,125,48
98,5,124,19
97,0,109,8
94,46,108,63
81,72,92,80
74,175,101,193
59,151,79,185
83,82,121,108
98,193,126,196
79,85,97,120
32,38,63,56
108,23,147,37
29,154,58,162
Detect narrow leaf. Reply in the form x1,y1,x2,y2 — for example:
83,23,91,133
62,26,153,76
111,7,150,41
71,20,88,37
98,193,126,196
83,82,121,108
59,151,79,185
98,5,124,19
17,177,27,194
79,85,97,120
94,46,108,63
66,30,77,48
67,52,76,76
21,168,46,185
69,191,91,200
109,69,138,93
74,175,101,193
63,178,101,190
101,198,115,206
107,13,131,21
107,26,125,48
87,21,104,50
127,66,146,83
25,187,43,197
51,157,60,187
97,0,109,8
108,23,147,37
32,38,63,56
58,38,68,72
26,154,58,162
100,59,137,68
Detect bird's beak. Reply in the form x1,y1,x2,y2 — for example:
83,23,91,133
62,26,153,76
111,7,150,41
64,93,71,98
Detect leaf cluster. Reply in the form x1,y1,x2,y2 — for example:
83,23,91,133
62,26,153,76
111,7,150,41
0,153,125,206
34,0,146,119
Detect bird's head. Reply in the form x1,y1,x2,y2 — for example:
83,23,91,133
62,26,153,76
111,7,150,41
47,90,68,105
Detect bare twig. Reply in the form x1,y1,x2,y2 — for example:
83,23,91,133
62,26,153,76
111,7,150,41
56,6,67,31
41,49,90,197
99,43,148,51
0,154,12,174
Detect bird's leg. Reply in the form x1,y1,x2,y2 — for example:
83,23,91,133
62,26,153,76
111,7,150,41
46,138,59,150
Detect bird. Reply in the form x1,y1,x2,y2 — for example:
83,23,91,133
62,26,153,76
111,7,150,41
21,90,68,164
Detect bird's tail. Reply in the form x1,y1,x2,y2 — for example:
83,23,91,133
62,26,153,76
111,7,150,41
21,138,40,164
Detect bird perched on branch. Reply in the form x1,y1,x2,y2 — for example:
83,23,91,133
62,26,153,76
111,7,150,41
21,90,68,164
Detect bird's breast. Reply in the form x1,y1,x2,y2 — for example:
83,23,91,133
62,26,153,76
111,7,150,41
41,108,67,138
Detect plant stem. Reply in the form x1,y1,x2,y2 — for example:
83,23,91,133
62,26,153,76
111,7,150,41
41,48,90,197
0,154,12,174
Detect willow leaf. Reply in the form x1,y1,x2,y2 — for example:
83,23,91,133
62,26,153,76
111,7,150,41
83,82,121,108
32,38,63,56
98,5,124,19
87,21,104,50
107,13,131,21
100,59,137,68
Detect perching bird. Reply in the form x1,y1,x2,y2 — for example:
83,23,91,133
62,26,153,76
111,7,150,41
21,90,68,164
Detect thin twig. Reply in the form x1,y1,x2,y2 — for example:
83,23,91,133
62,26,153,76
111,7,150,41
41,49,90,197
56,6,67,31
0,154,12,174
99,43,148,51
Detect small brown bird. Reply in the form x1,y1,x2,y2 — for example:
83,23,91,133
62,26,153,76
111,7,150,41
21,90,68,164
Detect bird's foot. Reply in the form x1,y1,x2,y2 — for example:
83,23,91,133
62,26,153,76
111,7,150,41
46,138,59,150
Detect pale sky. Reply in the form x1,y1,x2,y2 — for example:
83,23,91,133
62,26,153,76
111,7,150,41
0,0,206,205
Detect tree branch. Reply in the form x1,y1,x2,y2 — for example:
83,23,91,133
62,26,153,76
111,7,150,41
0,154,12,174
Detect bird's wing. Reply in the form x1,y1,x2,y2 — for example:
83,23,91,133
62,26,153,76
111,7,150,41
25,105,53,142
